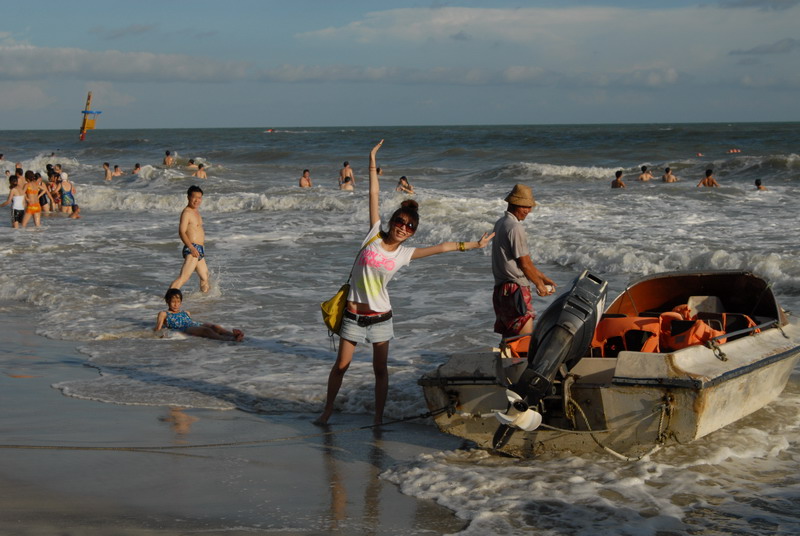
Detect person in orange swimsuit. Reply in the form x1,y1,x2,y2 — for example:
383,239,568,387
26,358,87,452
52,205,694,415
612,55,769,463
21,170,53,228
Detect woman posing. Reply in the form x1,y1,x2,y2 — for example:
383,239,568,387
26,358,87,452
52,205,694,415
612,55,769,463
315,140,494,426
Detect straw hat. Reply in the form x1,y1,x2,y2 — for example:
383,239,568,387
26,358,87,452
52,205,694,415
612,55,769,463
504,184,536,207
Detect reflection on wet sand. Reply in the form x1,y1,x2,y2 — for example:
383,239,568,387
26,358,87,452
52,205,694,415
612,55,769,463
159,407,199,442
318,425,465,534
322,427,386,533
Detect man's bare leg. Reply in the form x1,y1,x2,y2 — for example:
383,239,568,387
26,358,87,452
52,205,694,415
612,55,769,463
195,258,210,292
170,256,199,290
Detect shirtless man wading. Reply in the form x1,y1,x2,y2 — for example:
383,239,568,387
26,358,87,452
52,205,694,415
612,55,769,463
170,185,210,292
339,161,355,191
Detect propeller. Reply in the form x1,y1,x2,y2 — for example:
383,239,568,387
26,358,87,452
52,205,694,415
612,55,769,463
492,390,542,449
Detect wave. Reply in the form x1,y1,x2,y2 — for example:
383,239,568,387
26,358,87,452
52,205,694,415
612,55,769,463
69,184,372,214
262,129,327,134
474,161,616,182
534,235,800,299
437,147,496,159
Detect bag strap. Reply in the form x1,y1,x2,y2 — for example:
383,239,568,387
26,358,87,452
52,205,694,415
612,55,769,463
344,231,382,284
327,231,383,348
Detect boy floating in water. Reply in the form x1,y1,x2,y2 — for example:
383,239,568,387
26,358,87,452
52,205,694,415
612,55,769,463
154,288,244,341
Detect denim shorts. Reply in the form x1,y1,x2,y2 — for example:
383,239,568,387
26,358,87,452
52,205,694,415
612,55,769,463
339,314,394,344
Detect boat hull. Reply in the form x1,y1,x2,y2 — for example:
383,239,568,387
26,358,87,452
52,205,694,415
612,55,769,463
419,271,800,457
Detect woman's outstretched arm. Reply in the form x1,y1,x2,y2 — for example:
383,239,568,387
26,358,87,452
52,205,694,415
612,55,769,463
411,232,495,260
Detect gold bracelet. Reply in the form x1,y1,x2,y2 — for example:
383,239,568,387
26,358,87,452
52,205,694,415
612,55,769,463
458,241,466,252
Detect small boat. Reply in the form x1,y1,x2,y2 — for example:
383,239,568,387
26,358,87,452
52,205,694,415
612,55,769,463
419,270,800,459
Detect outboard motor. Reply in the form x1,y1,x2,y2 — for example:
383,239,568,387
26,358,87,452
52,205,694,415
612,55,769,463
512,270,607,404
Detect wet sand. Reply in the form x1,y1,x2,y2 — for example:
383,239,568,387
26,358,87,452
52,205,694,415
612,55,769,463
0,304,467,535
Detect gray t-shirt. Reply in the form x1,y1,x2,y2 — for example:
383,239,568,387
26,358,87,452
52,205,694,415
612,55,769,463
491,211,530,286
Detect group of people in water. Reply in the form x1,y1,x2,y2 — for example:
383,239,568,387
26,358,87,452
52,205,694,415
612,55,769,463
611,165,767,190
2,163,80,228
612,165,694,188
299,163,416,194
104,151,207,181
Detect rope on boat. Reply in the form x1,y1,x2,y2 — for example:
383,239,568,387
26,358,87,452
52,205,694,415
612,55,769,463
0,406,451,455
535,403,664,435
565,397,672,462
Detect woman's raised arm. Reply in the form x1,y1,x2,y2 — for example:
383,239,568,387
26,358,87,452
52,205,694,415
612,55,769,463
368,140,384,227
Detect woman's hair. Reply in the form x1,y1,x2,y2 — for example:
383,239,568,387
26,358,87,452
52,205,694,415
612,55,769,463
386,199,420,235
164,288,183,303
8,176,17,188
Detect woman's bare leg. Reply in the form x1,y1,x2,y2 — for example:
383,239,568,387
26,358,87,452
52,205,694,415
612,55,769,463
372,341,389,426
315,338,357,425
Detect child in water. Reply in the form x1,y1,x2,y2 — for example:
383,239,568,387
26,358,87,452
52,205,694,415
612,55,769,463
154,288,244,341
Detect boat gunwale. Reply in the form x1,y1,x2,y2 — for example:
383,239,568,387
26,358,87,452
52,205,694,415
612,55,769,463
611,342,800,389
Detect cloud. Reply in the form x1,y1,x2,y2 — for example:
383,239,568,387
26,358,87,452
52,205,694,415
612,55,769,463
256,64,495,84
0,31,15,45
567,68,682,89
297,7,621,46
0,44,248,82
83,81,136,107
255,63,680,90
735,57,763,65
90,24,157,40
729,37,800,55
720,0,800,11
0,82,55,110
622,68,680,88
502,66,553,84
449,31,471,42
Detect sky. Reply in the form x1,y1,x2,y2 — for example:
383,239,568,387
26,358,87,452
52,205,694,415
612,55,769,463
1,0,799,129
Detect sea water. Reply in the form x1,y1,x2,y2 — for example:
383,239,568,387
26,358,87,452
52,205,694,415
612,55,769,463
1,123,798,534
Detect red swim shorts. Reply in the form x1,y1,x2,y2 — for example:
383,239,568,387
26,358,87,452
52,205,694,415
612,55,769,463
492,282,535,336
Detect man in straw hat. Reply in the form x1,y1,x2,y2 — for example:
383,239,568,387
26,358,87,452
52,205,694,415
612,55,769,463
491,184,557,337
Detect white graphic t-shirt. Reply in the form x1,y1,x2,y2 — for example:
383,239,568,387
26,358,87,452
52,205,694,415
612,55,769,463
348,221,415,312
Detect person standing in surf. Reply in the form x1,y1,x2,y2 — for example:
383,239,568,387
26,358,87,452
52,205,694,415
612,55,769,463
491,183,556,338
338,161,355,190
20,170,54,228
299,169,312,188
170,185,210,293
0,175,26,229
102,162,113,182
315,140,494,426
697,169,720,187
662,167,679,183
611,170,626,189
192,164,207,179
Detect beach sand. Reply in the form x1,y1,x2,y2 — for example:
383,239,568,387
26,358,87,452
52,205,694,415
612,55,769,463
0,303,467,535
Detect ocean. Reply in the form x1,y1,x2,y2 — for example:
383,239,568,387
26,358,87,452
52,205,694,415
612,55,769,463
1,123,799,534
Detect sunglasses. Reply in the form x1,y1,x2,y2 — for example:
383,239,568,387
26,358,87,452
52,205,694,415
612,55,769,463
391,217,416,232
